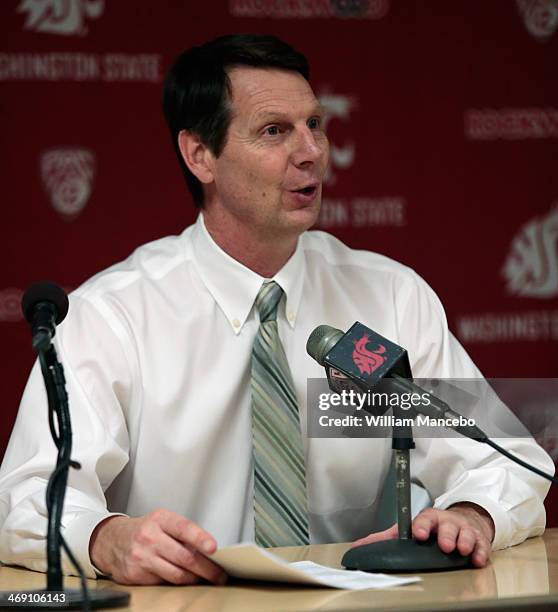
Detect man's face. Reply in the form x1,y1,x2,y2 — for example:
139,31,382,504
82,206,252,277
207,66,329,241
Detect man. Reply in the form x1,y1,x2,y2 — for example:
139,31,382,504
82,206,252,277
0,34,553,586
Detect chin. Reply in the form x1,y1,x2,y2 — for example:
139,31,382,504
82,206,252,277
282,205,321,235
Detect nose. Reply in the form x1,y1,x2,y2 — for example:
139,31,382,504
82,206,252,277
291,126,328,168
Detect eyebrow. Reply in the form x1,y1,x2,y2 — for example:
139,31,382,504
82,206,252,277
253,105,325,126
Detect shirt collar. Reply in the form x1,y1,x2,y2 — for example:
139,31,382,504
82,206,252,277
190,213,306,335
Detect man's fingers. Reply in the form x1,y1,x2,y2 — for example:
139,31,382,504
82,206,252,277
471,536,491,568
456,527,479,556
348,508,493,570
184,550,227,585
350,523,398,548
157,534,227,585
119,566,161,586
89,511,226,585
412,510,438,540
153,509,226,583
435,518,461,553
412,508,492,566
149,556,201,586
153,509,217,555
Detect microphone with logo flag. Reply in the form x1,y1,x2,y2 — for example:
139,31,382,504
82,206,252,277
307,322,485,439
306,321,558,573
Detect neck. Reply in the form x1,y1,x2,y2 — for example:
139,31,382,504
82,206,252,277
202,210,298,278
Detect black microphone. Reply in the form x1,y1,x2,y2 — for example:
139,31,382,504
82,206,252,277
308,322,557,573
307,322,487,440
307,322,558,486
21,281,69,352
306,322,412,392
2,281,131,608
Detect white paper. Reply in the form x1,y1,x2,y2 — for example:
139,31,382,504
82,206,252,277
211,543,421,590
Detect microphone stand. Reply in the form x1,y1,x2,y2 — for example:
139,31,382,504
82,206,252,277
0,341,129,610
342,401,471,572
306,323,558,571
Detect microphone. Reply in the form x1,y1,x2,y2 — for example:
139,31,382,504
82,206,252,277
307,322,557,482
21,281,69,352
307,322,486,440
308,322,558,573
2,282,131,608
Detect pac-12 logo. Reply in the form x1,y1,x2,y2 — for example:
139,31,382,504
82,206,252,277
0,288,24,322
353,335,387,375
318,92,357,185
516,0,558,41
18,0,104,36
40,147,96,220
502,204,558,298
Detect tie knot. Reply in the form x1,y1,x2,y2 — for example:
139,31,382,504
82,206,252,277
255,281,283,323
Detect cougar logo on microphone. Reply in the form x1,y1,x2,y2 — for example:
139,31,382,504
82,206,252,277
516,0,558,41
352,335,387,375
40,147,96,220
18,0,104,36
502,204,558,298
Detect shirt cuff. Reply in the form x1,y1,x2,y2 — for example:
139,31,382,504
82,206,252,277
61,511,127,579
433,493,512,551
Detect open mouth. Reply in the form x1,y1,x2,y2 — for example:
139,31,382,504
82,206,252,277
293,185,317,195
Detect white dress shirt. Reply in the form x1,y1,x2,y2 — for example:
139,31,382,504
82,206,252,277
0,213,553,578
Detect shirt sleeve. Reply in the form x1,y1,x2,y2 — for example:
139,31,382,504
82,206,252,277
395,270,554,550
0,293,133,578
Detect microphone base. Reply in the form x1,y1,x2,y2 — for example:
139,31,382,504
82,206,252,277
342,537,471,572
0,588,130,609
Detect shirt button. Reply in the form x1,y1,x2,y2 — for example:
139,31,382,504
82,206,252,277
287,312,295,322
232,318,240,328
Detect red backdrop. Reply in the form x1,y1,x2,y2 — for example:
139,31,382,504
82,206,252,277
1,0,557,519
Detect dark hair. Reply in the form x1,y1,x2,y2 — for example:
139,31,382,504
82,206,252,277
162,34,310,208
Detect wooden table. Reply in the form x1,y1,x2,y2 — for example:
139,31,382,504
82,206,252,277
2,530,558,611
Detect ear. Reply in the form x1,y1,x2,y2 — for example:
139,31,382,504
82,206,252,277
178,130,215,184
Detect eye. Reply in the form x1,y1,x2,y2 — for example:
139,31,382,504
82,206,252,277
308,117,322,130
264,125,281,136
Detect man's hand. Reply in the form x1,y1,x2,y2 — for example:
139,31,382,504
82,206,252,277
350,503,495,568
89,509,227,585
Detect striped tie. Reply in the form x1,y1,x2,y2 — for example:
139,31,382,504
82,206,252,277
251,281,309,547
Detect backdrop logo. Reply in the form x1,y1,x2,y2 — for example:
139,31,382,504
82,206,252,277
0,289,24,322
502,204,558,298
516,0,558,41
319,91,357,185
465,108,558,140
229,0,389,19
18,0,104,36
40,148,96,220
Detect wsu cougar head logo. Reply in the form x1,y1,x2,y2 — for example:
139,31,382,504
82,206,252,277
40,147,96,220
516,0,558,41
318,92,357,185
352,335,387,375
502,204,558,298
18,0,104,36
